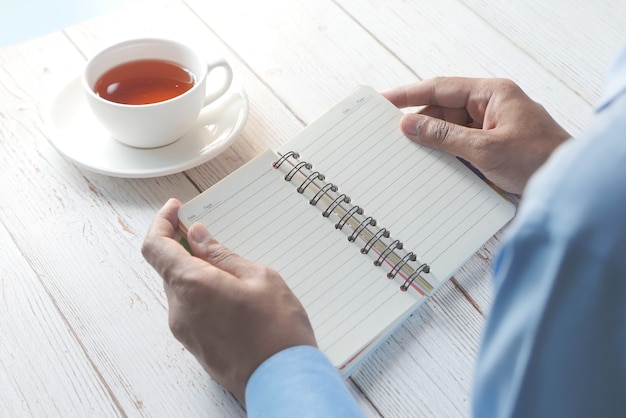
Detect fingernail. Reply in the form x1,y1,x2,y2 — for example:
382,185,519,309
402,114,424,136
188,223,212,244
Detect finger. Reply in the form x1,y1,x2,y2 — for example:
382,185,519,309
142,198,196,279
382,77,473,108
400,113,480,161
187,222,263,279
419,105,474,127
146,198,181,241
383,77,493,122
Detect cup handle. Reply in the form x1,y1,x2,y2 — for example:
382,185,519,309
203,59,234,105
194,90,240,129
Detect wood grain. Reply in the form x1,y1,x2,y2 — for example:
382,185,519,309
0,0,620,416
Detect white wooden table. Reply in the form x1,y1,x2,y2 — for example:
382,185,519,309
1,1,624,416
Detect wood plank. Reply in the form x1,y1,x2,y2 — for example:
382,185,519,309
62,0,303,191
182,0,494,415
460,0,626,105
326,0,608,415
336,0,596,137
183,0,421,120
351,280,483,417
4,1,377,415
2,0,610,415
0,222,120,416
0,21,246,418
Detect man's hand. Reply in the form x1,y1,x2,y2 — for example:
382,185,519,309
142,198,317,404
383,77,571,195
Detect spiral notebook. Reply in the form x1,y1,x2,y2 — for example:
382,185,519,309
178,85,516,376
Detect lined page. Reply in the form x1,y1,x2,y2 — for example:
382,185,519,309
178,151,426,369
280,86,516,286
180,86,515,372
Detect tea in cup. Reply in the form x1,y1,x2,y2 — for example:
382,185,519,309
82,38,233,148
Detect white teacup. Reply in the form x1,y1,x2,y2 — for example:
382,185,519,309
82,38,233,148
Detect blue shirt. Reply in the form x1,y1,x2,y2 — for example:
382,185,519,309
472,48,626,417
246,346,363,417
246,49,626,418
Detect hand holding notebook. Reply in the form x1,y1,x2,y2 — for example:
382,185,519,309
178,86,516,375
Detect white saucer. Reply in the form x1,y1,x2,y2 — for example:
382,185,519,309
46,77,248,178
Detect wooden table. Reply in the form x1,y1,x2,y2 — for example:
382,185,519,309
1,0,624,416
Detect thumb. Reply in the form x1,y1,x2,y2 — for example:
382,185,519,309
401,113,474,158
186,222,255,278
186,222,221,264
187,222,214,250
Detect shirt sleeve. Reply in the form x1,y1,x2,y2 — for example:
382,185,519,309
472,52,626,418
245,345,364,418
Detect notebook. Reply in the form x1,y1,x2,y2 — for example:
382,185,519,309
178,85,516,376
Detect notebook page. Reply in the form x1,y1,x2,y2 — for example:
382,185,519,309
279,86,516,286
178,151,427,369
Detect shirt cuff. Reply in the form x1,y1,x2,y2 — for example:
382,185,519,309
245,345,364,418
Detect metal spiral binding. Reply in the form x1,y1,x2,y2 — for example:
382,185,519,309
374,239,402,267
272,151,300,169
387,252,417,279
322,193,350,217
285,161,312,181
310,183,338,205
298,171,325,193
400,264,431,292
272,150,433,295
360,227,389,253
349,216,376,242
335,206,363,230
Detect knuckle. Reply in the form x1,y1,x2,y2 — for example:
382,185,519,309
169,270,205,302
492,78,523,96
141,237,171,276
430,119,453,145
493,77,516,88
168,315,187,341
248,264,278,284
259,263,284,281
428,77,446,105
140,238,154,260
203,242,236,264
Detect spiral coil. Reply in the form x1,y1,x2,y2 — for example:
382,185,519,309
273,151,433,294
